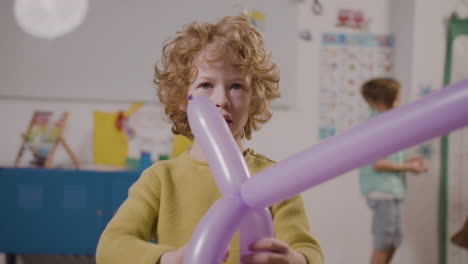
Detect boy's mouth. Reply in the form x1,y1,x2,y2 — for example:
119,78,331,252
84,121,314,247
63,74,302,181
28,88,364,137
223,115,233,128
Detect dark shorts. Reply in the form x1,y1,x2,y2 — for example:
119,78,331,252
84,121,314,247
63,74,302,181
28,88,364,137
367,199,403,250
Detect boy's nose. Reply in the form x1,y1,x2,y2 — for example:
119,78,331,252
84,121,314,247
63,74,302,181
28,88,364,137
213,88,230,108
215,100,229,109
216,101,229,108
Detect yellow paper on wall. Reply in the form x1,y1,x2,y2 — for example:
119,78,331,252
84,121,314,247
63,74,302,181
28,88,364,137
171,135,193,159
93,102,143,166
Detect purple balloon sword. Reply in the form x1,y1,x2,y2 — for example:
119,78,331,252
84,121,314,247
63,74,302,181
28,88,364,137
184,79,468,264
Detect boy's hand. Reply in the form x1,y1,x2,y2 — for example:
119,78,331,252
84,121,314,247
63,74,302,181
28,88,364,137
404,156,427,174
159,245,186,264
241,238,306,264
159,245,229,264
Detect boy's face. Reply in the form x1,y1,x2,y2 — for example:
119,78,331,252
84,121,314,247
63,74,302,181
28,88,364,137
185,48,253,141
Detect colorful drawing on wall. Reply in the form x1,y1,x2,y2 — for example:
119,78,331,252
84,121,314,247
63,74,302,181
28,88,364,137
93,102,143,167
233,4,266,30
318,32,395,140
14,111,80,168
336,9,370,30
413,83,438,162
126,105,173,165
417,143,434,160
93,102,173,170
419,83,435,97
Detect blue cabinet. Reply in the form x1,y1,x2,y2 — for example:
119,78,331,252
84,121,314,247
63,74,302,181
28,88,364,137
0,168,139,255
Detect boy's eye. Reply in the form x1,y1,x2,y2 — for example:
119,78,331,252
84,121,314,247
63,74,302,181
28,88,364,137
231,83,243,90
199,82,212,89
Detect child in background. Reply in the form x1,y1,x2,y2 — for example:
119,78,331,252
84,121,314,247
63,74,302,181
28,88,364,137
451,215,468,250
96,16,323,264
359,78,427,264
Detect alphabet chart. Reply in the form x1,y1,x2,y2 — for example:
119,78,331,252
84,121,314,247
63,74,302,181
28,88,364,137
318,33,395,140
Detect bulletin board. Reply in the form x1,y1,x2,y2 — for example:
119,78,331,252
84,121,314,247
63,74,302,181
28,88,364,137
317,32,395,140
0,0,297,107
440,13,468,264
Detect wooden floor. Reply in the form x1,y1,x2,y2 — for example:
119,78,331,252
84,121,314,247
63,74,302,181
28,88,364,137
17,255,95,264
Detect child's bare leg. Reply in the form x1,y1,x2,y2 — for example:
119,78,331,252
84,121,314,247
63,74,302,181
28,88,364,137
370,248,391,264
386,246,396,263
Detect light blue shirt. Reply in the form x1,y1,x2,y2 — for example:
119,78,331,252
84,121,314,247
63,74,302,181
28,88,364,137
359,110,407,199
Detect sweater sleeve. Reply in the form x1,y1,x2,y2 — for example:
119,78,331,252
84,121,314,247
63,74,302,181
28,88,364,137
271,195,324,264
96,169,174,264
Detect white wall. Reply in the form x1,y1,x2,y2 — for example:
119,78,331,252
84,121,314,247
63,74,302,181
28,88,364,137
292,1,392,263
401,1,467,264
1,0,465,264
0,0,298,107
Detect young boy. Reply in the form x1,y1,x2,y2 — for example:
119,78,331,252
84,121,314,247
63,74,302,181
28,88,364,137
96,16,323,264
359,78,427,264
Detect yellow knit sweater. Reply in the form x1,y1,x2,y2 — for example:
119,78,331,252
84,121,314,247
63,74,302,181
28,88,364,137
96,149,323,264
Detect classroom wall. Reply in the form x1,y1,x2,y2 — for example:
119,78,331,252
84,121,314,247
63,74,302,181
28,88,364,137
1,0,466,264
402,1,467,264
0,0,298,107
294,1,391,263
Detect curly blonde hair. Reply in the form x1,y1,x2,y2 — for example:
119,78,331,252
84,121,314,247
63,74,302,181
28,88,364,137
154,16,280,140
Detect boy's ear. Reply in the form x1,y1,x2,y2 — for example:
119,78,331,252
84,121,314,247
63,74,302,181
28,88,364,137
178,94,193,112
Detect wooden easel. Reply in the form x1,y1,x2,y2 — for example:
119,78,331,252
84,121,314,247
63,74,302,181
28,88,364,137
14,111,80,168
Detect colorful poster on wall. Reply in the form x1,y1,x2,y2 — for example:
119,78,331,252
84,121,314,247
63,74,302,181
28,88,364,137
318,33,395,140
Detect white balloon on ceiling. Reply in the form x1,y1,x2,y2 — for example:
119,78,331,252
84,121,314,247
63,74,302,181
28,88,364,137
14,0,89,39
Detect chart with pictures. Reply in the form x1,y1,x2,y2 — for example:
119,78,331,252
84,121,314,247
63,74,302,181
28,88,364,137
318,33,395,140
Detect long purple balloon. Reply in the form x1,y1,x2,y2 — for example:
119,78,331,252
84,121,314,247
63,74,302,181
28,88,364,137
186,96,273,264
239,208,274,256
183,195,248,264
184,79,468,264
241,79,468,209
187,96,251,195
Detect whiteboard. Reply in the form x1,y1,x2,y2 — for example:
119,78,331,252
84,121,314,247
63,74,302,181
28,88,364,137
0,0,297,106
